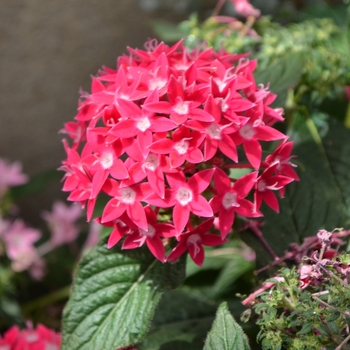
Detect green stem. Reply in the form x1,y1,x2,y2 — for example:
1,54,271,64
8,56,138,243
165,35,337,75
344,101,350,129
335,333,350,350
285,285,298,309
22,285,71,314
304,113,323,145
282,295,296,310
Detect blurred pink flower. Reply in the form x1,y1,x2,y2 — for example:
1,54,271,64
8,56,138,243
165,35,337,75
345,86,350,100
0,219,41,272
28,258,47,281
42,201,82,247
0,323,61,349
0,158,28,197
230,0,260,18
83,220,102,250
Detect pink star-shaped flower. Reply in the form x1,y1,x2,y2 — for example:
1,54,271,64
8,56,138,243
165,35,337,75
122,206,177,262
101,179,152,231
210,168,261,237
254,163,294,213
167,218,225,266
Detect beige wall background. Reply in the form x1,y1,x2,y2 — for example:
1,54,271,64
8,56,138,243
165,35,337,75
0,0,186,223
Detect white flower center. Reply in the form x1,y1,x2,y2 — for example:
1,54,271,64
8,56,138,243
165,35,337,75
213,78,226,92
149,78,167,90
257,180,266,192
25,332,39,343
100,151,114,169
221,101,228,112
187,234,201,257
143,154,159,171
222,192,240,209
119,187,136,204
239,124,256,140
174,140,189,155
119,93,130,100
45,343,60,350
139,224,156,238
207,123,221,140
273,156,283,171
0,345,11,350
174,63,189,71
176,187,193,206
136,117,151,132
173,101,189,115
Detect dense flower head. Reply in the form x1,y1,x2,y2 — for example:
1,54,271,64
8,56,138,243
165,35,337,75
60,39,297,265
0,323,61,350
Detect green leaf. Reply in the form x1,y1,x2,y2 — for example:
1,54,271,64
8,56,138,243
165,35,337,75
185,241,254,298
186,240,253,278
302,3,349,26
242,118,350,268
326,310,341,322
297,322,312,335
152,20,184,43
327,320,339,334
211,258,254,298
204,302,250,350
138,289,219,350
61,237,186,350
0,296,24,327
317,324,331,336
255,53,304,107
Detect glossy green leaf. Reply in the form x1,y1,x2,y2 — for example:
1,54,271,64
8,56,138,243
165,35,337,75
185,241,254,298
211,258,254,298
61,238,186,350
204,302,250,350
138,290,219,350
255,52,304,107
186,240,253,277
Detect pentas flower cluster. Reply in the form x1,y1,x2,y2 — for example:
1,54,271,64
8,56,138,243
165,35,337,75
0,323,61,350
0,323,138,350
60,39,298,266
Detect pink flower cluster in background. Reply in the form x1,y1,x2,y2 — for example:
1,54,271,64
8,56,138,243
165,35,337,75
0,218,41,274
0,323,61,350
42,201,82,247
0,192,83,279
60,39,298,266
0,323,137,350
0,159,28,200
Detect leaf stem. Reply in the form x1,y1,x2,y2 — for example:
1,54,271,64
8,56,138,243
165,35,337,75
318,264,350,290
